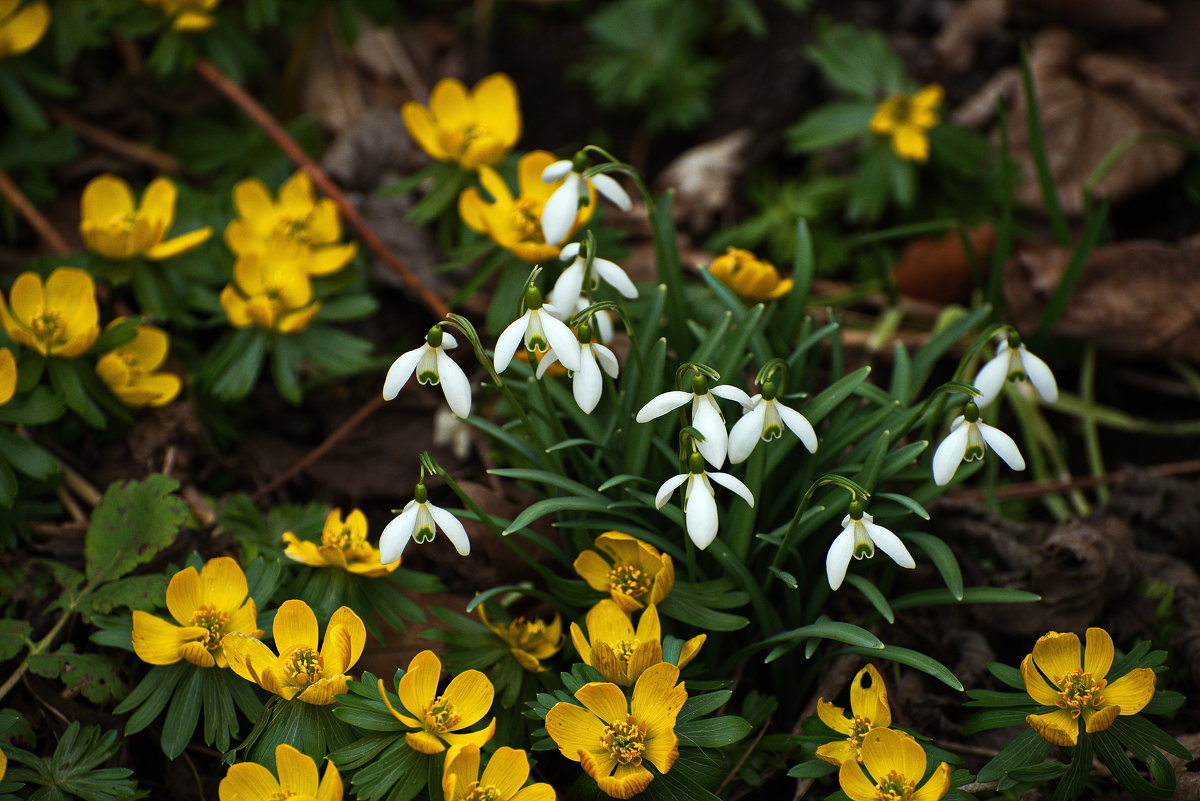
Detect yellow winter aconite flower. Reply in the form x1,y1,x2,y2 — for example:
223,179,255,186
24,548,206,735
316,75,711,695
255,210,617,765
0,0,47,59
442,744,555,801
545,661,687,800
403,73,521,170
218,743,342,801
574,531,675,614
869,85,942,163
282,508,398,578
839,728,951,801
80,175,212,261
95,319,182,407
225,172,356,277
142,0,219,32
1021,627,1156,746
478,605,563,673
707,248,793,302
0,348,16,406
816,664,893,765
0,267,100,358
220,253,320,333
378,649,496,754
459,150,594,262
224,600,366,705
570,601,704,687
132,557,261,668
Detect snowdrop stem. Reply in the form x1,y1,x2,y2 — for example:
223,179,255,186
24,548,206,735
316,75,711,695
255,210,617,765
1007,384,1086,520
1079,345,1109,505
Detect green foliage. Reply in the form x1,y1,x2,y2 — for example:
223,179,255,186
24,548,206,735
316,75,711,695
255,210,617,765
85,475,188,585
26,647,126,704
2,723,138,801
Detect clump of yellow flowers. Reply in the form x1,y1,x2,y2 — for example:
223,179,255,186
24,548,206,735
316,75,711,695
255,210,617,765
870,85,942,163
706,247,793,302
79,174,212,262
282,508,398,578
0,0,49,59
95,319,182,407
0,267,100,358
403,74,521,171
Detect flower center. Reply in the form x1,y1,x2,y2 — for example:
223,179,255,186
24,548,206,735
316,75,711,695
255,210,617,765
963,422,986,462
30,312,68,348
883,95,915,128
607,563,652,600
611,638,639,663
267,792,296,801
187,605,230,650
461,782,503,801
511,197,543,241
283,646,324,686
323,524,371,560
600,719,645,766
847,715,872,759
851,521,875,560
506,617,547,649
1055,669,1106,717
874,769,917,801
423,694,461,733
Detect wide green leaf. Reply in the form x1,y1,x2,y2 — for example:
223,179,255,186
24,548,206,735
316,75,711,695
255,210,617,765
85,474,189,584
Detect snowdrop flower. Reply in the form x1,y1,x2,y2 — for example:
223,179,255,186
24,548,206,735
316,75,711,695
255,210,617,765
655,453,754,550
383,324,471,418
636,373,751,468
493,285,581,374
973,333,1058,408
932,401,1025,486
728,380,818,464
537,321,619,413
541,159,632,246
380,484,470,562
547,242,638,312
826,501,915,591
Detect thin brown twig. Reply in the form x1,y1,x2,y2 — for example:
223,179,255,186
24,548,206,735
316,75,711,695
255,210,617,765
193,58,450,320
0,169,73,255
717,716,772,795
950,457,1200,502
50,106,185,174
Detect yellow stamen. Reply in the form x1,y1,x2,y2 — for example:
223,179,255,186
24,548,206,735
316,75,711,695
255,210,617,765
874,769,917,801
1055,670,1107,718
187,605,231,651
611,639,639,663
424,694,460,733
607,563,652,600
847,715,873,759
283,646,323,686
461,783,503,801
600,718,646,766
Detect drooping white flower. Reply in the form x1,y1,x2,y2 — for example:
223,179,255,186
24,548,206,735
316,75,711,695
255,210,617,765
932,402,1025,486
973,335,1058,408
383,325,471,418
636,374,752,468
541,160,633,247
826,503,915,590
380,484,470,562
727,382,818,464
536,321,619,413
654,453,755,549
493,286,581,374
547,242,638,313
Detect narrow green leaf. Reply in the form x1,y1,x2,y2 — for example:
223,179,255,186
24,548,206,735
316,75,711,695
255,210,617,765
899,532,963,600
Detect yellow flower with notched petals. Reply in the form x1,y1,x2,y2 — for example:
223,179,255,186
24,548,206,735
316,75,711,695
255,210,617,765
0,268,100,358
403,73,520,171
839,728,950,801
0,0,48,60
815,664,892,765
80,175,212,261
545,661,687,800
442,744,555,801
95,319,182,408
478,604,563,673
570,601,704,687
574,531,674,614
132,557,262,668
1021,627,1156,746
282,508,398,578
459,150,594,263
0,348,16,406
224,600,365,705
707,247,793,302
225,172,356,277
141,0,219,32
218,743,342,801
219,253,320,334
869,85,942,163
377,649,496,755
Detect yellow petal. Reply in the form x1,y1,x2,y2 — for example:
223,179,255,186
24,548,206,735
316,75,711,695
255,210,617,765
81,174,134,226
569,622,591,665
443,744,479,801
319,624,353,677
439,720,496,750
575,681,628,725
325,606,366,671
316,760,342,801
517,151,558,198
642,725,678,774
1020,654,1062,706
165,565,201,624
297,675,347,706
869,99,900,135
573,549,612,591
816,698,854,736
1027,708,1079,746
131,611,192,665
278,171,315,220
480,746,528,799
2,1,49,56
472,73,520,147
306,199,342,244
650,554,674,605
275,744,319,796
233,179,276,232
401,102,447,161
912,761,952,801
1033,631,1082,686
199,556,249,614
1084,704,1120,734
635,604,661,642
850,664,891,728
590,642,625,684
510,784,555,801
586,600,636,643
428,78,471,131
1084,628,1114,679
138,177,177,232
678,634,705,669
224,634,282,693
145,227,213,260
399,650,441,719
545,702,606,763
458,188,489,233
595,761,653,800
377,677,419,727
443,669,494,726
891,126,929,162
305,244,356,277
219,761,282,801
173,11,215,31
179,642,217,668
406,730,446,754
273,599,318,653
1103,668,1156,716
225,600,261,640
861,729,926,787
631,662,686,739
816,738,856,766
220,284,251,328
45,267,99,342
577,747,619,789
839,759,879,801
625,639,662,685
6,271,43,330
0,348,16,406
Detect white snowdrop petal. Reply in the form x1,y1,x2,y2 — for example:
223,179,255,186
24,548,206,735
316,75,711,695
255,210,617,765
1019,347,1059,403
691,399,728,468
978,422,1026,471
379,505,418,563
654,473,689,508
636,391,692,422
590,172,633,211
542,160,573,182
972,352,1010,409
493,313,530,373
548,262,585,316
429,504,471,556
594,258,638,299
710,384,753,408
932,423,970,486
708,471,755,508
559,242,581,261
574,348,603,413
594,344,620,378
825,527,855,590
539,311,582,372
727,403,767,464
435,349,472,418
382,346,424,400
440,332,458,349
535,350,559,379
777,404,819,453
540,175,580,246
684,477,719,549
866,522,916,569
